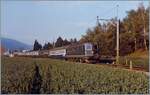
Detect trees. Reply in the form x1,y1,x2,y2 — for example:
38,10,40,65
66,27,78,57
33,37,78,50
63,39,70,46
73,38,78,43
43,42,53,50
70,38,78,44
80,4,149,56
123,3,149,51
80,28,94,43
54,36,78,47
80,24,111,55
119,32,135,55
55,37,64,47
33,40,42,51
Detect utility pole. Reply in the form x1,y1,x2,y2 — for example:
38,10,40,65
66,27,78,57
96,16,101,27
97,5,120,64
116,5,119,64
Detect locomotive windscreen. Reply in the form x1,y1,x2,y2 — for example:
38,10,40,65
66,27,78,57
84,43,92,50
84,43,93,56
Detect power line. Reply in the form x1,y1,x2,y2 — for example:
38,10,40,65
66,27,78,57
96,5,120,64
97,6,116,20
84,6,117,28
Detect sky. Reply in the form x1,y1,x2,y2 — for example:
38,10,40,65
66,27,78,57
1,1,149,45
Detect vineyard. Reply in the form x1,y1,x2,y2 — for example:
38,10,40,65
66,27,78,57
1,57,149,94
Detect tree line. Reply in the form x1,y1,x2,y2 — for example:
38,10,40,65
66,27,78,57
80,4,149,56
33,37,78,51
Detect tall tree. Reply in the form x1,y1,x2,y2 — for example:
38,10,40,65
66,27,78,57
70,38,74,44
43,43,48,50
47,42,53,49
139,3,148,51
43,43,53,50
33,40,42,51
63,39,70,46
73,38,78,43
55,37,64,47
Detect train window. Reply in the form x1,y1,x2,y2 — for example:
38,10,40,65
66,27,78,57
85,50,93,55
85,43,92,50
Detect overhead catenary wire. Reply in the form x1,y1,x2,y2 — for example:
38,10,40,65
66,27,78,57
86,6,117,28
96,5,120,64
97,6,116,19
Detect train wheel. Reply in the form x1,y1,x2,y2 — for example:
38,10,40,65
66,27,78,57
65,58,68,61
73,58,75,62
80,58,85,63
77,58,80,62
79,59,82,63
85,59,90,63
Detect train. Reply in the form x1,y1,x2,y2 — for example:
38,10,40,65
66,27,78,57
49,43,99,63
6,42,115,63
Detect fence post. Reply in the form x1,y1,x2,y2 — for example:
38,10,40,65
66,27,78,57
125,58,128,65
130,60,133,70
112,61,115,64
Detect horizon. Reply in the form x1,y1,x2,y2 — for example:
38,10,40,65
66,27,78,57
1,1,149,45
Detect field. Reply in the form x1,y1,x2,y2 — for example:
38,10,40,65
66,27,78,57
1,57,149,94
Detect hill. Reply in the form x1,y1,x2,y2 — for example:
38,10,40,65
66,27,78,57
1,37,32,51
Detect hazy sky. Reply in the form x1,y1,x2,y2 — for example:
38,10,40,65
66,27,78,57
1,1,149,45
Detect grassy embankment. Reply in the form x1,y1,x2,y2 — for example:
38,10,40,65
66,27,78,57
119,50,149,71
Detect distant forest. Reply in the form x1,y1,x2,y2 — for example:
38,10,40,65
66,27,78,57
33,37,78,51
33,4,149,56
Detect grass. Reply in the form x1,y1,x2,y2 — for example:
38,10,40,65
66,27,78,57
1,57,149,94
119,50,149,71
128,49,149,59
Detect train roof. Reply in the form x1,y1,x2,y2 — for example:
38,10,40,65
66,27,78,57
49,45,69,51
49,42,93,51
